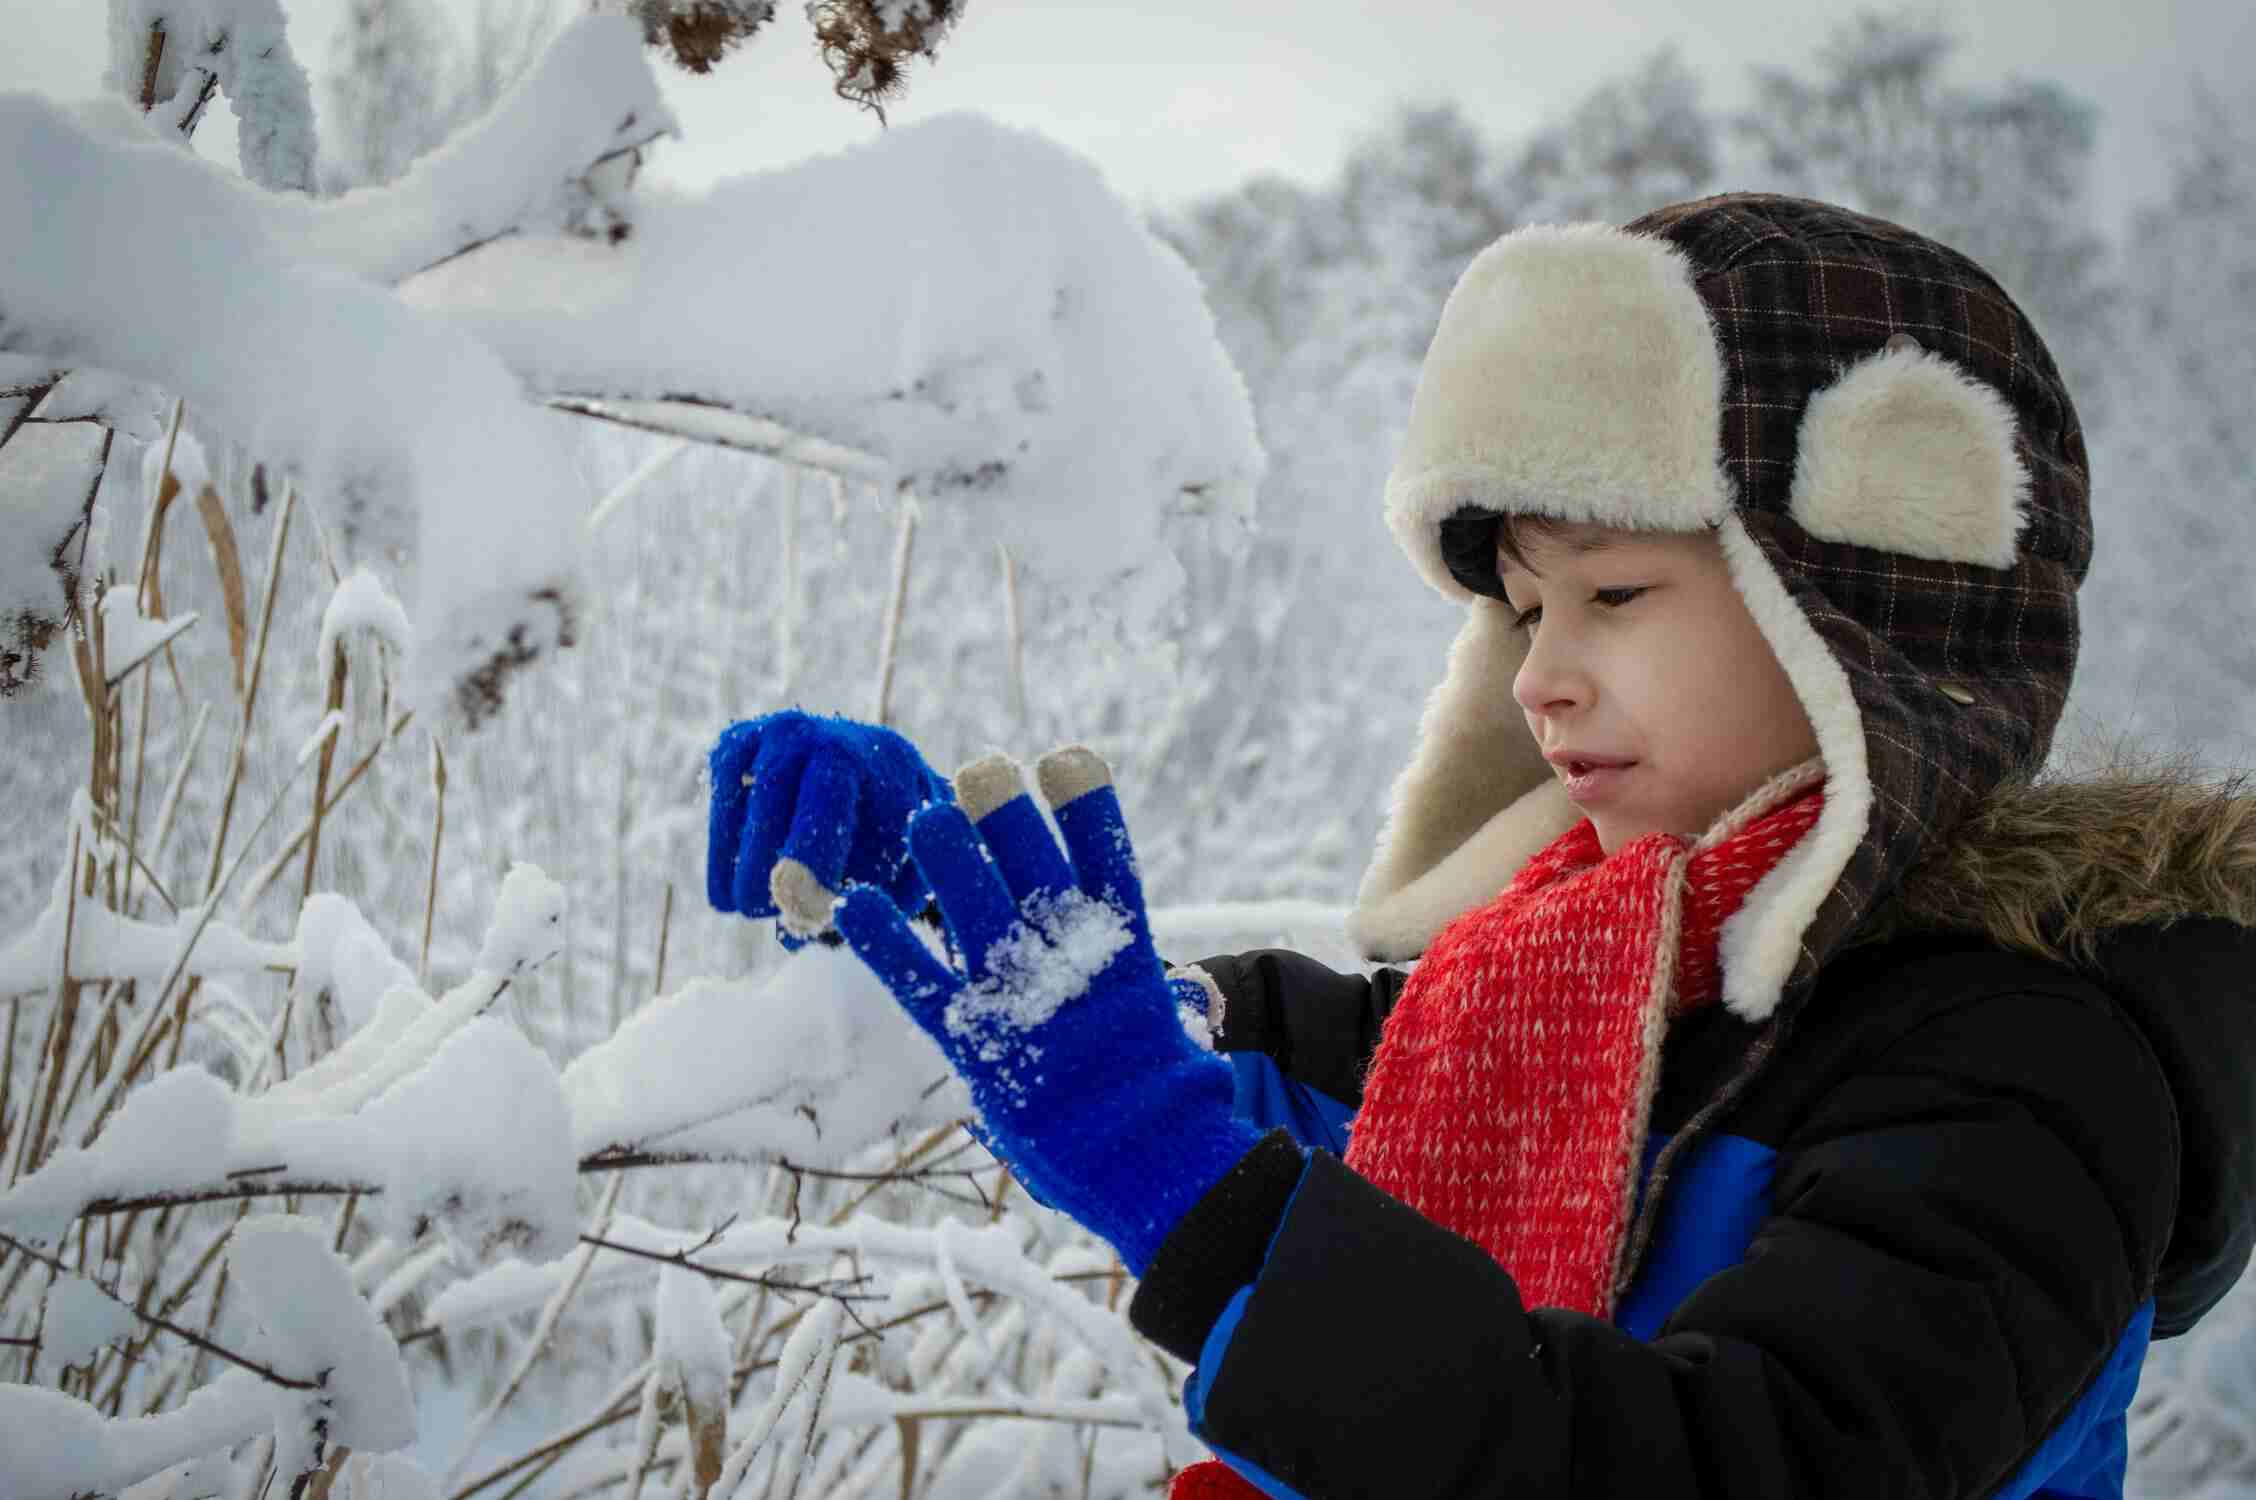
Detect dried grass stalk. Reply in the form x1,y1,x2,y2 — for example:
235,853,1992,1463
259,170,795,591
194,482,250,700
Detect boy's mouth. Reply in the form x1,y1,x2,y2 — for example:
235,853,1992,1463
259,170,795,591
1546,750,1637,776
1555,758,1638,804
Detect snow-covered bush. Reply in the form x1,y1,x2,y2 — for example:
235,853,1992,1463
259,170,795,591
0,5,1302,1496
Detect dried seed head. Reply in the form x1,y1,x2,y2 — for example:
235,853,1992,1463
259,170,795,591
631,0,779,75
809,0,963,121
452,587,578,731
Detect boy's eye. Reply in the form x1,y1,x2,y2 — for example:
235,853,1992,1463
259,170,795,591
1510,586,1647,633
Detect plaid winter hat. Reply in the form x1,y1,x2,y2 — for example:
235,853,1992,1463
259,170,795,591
1350,192,2092,1022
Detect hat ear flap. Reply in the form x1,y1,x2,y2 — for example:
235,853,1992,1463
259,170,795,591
1786,336,2031,569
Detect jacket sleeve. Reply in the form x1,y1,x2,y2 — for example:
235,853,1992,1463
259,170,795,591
1172,948,1412,1109
1127,978,2179,1499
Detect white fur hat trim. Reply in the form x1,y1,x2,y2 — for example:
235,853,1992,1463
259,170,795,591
1708,513,1871,1021
1788,338,2031,568
1383,222,1735,600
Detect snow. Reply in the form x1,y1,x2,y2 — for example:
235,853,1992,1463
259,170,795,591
0,1017,579,1265
1148,899,1361,971
654,1264,731,1488
655,1265,730,1411
321,1016,579,1263
942,891,1130,1059
90,15,670,283
104,0,318,191
717,1284,843,1498
118,1453,242,1500
98,580,198,683
425,1208,1200,1466
561,940,964,1168
0,1372,271,1500
295,708,344,764
289,892,420,1031
316,565,413,670
401,108,1264,613
338,1452,441,1500
228,1214,415,1474
34,369,170,440
0,420,101,635
286,16,673,282
0,64,638,727
0,793,296,996
1,860,584,1267
140,423,208,499
475,861,566,975
41,1273,140,1370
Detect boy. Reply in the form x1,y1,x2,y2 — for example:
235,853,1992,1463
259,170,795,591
709,194,2256,1498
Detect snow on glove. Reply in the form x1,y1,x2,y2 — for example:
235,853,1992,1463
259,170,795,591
835,747,1266,1277
706,710,953,947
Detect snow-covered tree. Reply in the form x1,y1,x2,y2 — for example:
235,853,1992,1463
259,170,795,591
323,0,451,189
1732,9,2116,412
2064,81,2256,770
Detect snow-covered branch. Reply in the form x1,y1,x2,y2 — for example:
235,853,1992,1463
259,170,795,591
402,109,1263,609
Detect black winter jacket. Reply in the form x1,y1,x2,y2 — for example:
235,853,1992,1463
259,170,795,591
1128,770,2256,1499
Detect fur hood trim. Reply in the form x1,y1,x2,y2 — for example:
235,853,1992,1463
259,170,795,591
1845,749,2256,972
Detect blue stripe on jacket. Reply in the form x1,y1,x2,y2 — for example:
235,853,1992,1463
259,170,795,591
1188,1054,2154,1499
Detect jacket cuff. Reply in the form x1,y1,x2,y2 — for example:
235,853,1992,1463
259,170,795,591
1176,952,1281,1060
1127,1127,1308,1363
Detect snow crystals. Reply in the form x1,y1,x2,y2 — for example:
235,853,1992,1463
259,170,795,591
942,891,1131,1059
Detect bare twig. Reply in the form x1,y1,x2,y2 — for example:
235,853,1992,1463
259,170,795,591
80,745,314,1147
442,1270,1128,1500
872,492,917,726
13,823,85,1186
441,1172,629,1490
577,1233,880,1301
148,700,213,867
137,20,167,111
1000,541,1027,725
124,400,188,915
240,709,416,910
420,734,446,985
300,638,349,902
0,1230,315,1390
203,483,295,901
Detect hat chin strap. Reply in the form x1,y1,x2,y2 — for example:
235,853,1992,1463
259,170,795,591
1704,514,1871,1021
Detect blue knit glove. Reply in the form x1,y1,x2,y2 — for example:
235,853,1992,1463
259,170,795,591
835,747,1265,1276
706,711,953,948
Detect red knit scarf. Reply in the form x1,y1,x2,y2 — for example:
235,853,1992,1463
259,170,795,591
1170,765,1826,1500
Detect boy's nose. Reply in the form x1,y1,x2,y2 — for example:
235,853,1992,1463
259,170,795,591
1513,639,1589,718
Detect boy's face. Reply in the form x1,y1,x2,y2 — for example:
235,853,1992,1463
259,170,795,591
1499,522,1820,856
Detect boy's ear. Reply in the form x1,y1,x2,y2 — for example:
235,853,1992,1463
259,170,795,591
1786,336,2031,569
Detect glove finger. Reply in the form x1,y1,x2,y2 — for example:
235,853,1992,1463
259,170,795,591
835,884,960,1031
905,803,1024,978
1036,746,1157,960
1168,974,1217,1048
731,737,808,917
954,753,1075,909
773,748,861,936
705,720,766,911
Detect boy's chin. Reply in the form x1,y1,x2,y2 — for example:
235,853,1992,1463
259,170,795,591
1589,809,1705,860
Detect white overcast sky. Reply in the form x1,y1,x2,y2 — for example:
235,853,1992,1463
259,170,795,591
3,1,2245,238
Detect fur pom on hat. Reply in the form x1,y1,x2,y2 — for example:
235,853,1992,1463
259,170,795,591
1350,193,2092,1023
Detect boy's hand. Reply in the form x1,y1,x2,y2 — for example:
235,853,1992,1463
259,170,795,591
835,747,1264,1276
705,711,952,947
